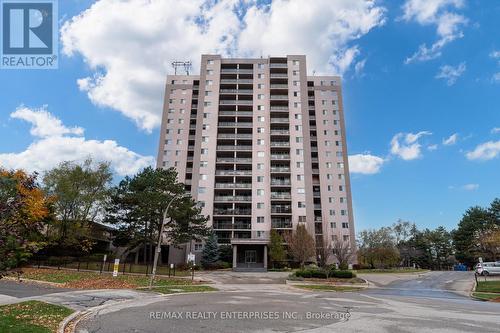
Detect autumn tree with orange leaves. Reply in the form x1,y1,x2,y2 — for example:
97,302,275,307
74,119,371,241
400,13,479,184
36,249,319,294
0,169,52,275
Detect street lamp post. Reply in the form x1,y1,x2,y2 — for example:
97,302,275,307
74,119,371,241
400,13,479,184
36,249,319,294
149,193,184,289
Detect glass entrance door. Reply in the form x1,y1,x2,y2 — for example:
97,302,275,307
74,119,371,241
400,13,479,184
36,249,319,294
244,250,256,264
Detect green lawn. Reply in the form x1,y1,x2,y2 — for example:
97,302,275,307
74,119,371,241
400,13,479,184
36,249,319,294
0,301,73,333
476,281,500,293
472,292,500,301
294,284,363,292
355,268,428,274
149,285,218,294
20,268,198,289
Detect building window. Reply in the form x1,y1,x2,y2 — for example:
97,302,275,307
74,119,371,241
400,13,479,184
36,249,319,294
202,124,210,130
204,102,211,107
294,114,302,120
330,222,337,229
206,69,213,75
200,174,208,180
257,189,264,196
258,63,265,69
341,210,347,216
257,176,264,182
296,136,303,142
200,161,208,167
258,83,265,89
329,209,335,216
207,59,214,65
297,174,304,181
201,148,208,155
257,163,264,170
258,116,265,122
257,151,265,157
343,235,350,242
194,243,203,251
258,73,264,79
257,127,265,133
326,162,332,168
198,187,206,194
258,94,265,100
257,216,265,223
178,119,184,124
298,202,306,208
295,125,302,131
176,139,182,145
258,105,265,111
205,80,213,86
293,60,299,66
257,139,265,145
205,91,212,96
340,197,345,203
329,197,334,203
298,216,306,223
293,81,300,86
339,185,344,191
297,188,305,194
342,223,349,229
293,91,300,97
292,70,299,76
257,202,264,209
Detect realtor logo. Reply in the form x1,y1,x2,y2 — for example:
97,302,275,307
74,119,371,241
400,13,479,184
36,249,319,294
1,0,58,69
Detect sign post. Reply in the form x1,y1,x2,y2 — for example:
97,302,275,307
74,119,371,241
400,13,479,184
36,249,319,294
113,259,120,277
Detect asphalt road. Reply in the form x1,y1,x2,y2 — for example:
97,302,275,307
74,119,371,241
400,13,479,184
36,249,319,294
76,272,500,333
0,279,70,298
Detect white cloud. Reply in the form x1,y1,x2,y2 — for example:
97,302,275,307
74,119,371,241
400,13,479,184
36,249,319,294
490,50,500,63
354,58,367,77
0,106,154,176
348,154,385,175
435,62,466,85
465,140,500,161
442,133,458,145
428,144,438,151
491,127,500,134
11,105,84,138
462,183,479,191
401,0,467,63
492,72,500,83
61,0,386,131
390,131,432,160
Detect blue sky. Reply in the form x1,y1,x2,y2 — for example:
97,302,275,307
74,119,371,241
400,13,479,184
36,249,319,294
0,0,499,232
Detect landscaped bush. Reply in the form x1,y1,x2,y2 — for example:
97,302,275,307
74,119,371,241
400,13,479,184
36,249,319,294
295,268,356,279
331,270,356,278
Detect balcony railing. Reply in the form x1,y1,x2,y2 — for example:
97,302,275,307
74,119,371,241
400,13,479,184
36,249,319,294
270,118,289,123
220,69,253,74
220,89,253,94
270,142,290,147
218,122,253,127
271,180,291,186
215,183,252,189
271,193,291,200
218,111,253,116
215,170,252,176
270,95,289,100
216,157,252,163
217,145,252,151
270,167,290,172
219,100,253,105
270,84,288,89
270,154,290,160
271,206,292,214
271,220,293,228
270,106,289,111
232,231,269,240
270,73,288,78
269,63,288,68
217,133,252,139
220,79,253,84
214,209,252,216
270,130,289,135
313,191,321,196
214,196,252,202
314,204,322,210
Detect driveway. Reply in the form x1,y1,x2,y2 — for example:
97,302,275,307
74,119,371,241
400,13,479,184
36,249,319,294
75,271,500,333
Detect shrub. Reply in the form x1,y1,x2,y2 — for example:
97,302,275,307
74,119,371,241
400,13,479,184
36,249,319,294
332,270,356,279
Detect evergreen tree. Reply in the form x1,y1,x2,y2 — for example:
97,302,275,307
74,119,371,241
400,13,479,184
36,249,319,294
269,229,286,268
201,232,219,268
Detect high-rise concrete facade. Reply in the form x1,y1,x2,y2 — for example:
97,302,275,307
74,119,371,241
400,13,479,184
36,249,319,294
157,55,355,270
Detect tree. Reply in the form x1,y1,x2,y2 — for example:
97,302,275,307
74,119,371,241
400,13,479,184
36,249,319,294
105,167,209,263
42,159,112,252
0,169,51,275
201,232,219,268
453,199,499,266
475,226,500,261
285,224,315,268
357,227,399,269
268,229,286,267
332,239,355,270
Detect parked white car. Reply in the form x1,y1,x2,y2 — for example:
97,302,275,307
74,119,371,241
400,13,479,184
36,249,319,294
475,262,500,276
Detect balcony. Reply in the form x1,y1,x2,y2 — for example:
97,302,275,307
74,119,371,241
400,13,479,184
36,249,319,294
271,220,292,228
216,157,252,163
271,205,292,214
314,204,322,210
270,130,289,135
270,84,288,89
213,222,233,230
217,145,252,151
270,95,288,100
270,106,289,111
220,89,253,94
313,191,321,197
270,73,288,79
215,183,252,189
214,208,252,216
217,133,252,139
271,180,291,186
221,68,253,74
219,100,253,105
270,118,289,123
271,193,291,200
215,170,252,176
270,154,290,160
214,196,252,202
270,141,290,147
270,167,290,173
314,217,322,222
218,122,253,128
218,111,253,117
269,63,288,68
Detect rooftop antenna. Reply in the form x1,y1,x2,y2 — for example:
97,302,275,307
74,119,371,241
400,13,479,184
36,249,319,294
171,61,192,75
312,70,316,76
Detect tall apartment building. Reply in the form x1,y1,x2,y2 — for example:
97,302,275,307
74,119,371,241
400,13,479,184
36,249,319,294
157,55,355,271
